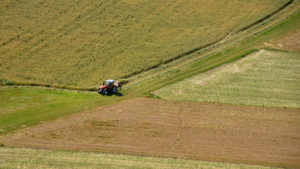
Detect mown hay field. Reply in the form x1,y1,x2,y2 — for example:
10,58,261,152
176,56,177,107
154,50,300,108
0,0,290,88
0,147,281,169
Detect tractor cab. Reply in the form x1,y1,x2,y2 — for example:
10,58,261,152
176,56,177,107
104,79,114,88
98,79,121,95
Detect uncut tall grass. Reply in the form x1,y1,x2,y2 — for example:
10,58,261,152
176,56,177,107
0,0,289,87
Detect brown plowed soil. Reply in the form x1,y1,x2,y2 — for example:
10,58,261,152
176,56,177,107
1,98,300,168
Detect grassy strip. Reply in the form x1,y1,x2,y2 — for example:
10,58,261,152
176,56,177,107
0,87,122,134
0,147,281,169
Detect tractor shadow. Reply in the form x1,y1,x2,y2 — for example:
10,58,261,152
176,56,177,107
113,92,123,96
99,92,123,97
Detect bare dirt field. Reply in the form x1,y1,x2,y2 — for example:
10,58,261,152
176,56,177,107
1,98,300,168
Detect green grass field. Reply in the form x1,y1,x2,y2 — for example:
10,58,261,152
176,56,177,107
0,0,290,88
0,147,281,169
154,50,300,108
0,87,122,134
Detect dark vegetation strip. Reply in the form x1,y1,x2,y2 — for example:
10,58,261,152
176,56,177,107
0,79,97,91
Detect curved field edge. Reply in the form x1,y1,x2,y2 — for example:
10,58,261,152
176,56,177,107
3,1,292,88
0,147,280,169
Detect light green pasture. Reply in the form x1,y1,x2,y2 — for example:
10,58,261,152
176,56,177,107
154,50,300,108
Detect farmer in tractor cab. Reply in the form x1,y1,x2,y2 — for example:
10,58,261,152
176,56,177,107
117,81,122,90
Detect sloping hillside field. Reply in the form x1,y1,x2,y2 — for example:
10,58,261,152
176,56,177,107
1,98,299,168
0,0,290,87
154,50,300,108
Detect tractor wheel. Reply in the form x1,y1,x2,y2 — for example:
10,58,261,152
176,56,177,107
113,87,117,93
104,90,108,95
98,88,102,94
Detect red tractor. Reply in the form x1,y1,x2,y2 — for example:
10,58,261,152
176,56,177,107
98,79,121,95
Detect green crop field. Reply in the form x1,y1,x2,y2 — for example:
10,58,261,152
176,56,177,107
0,87,122,134
0,147,281,169
154,50,300,108
0,0,290,88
